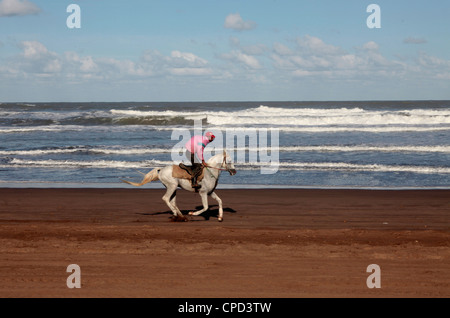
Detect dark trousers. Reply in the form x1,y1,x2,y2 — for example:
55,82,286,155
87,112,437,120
184,150,202,187
186,150,201,165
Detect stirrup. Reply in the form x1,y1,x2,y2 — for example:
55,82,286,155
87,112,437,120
191,175,201,191
192,184,201,193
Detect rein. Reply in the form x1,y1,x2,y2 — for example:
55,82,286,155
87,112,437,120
204,155,230,177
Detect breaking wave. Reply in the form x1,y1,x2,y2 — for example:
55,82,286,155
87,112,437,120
1,101,449,188
4,158,449,174
2,144,450,157
1,105,450,131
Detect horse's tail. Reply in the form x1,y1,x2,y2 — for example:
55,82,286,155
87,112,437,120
121,168,160,187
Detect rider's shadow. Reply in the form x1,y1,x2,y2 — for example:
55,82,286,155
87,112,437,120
137,205,237,221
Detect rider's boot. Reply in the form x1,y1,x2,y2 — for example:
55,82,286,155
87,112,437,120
191,163,202,191
191,176,201,192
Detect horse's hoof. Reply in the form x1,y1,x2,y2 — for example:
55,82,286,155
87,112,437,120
218,217,223,222
188,211,194,216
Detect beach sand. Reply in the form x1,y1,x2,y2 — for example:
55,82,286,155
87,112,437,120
0,188,449,298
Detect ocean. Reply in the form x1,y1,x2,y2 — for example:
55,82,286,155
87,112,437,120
1,101,449,189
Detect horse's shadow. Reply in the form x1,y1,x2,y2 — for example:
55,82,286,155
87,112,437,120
137,205,237,221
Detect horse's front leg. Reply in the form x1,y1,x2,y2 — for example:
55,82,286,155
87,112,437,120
210,191,223,222
189,191,209,217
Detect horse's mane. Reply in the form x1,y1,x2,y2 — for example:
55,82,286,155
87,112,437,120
207,151,229,165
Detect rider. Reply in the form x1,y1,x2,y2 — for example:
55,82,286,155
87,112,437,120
180,131,215,188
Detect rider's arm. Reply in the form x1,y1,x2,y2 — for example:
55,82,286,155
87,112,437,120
196,138,209,166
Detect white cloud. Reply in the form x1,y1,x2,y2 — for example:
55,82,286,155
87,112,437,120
362,41,379,51
0,0,40,17
3,41,215,81
166,51,213,76
417,52,450,79
220,50,262,70
169,67,213,76
418,52,450,68
224,13,256,31
1,37,449,101
42,58,61,73
14,41,62,74
403,37,427,44
273,42,293,56
228,36,267,56
92,50,213,78
269,37,415,81
21,41,53,59
296,35,343,56
65,52,99,73
241,43,267,56
169,50,209,68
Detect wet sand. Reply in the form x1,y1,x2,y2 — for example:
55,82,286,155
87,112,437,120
0,188,449,298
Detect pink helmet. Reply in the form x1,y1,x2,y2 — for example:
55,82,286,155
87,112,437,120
205,131,215,141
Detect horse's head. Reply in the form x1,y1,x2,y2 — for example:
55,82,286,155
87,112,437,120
207,150,237,175
221,150,237,176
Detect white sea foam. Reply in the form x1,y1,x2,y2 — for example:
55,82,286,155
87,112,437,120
272,145,450,153
207,145,450,153
2,102,449,188
0,125,86,134
111,105,450,127
0,149,81,156
2,105,450,130
1,125,449,134
5,158,450,174
156,125,450,132
2,144,450,156
239,161,450,174
7,158,150,169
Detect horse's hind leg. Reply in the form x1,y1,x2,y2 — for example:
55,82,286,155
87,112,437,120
169,194,177,210
162,185,184,219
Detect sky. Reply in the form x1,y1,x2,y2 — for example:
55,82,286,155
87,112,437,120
0,0,449,102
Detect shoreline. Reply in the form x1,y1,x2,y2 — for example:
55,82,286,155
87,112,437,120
1,188,449,297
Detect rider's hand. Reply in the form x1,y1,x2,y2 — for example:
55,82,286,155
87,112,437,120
202,160,208,167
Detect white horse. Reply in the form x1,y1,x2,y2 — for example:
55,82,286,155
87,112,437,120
122,151,236,222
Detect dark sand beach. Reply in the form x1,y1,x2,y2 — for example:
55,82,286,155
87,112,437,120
0,188,449,298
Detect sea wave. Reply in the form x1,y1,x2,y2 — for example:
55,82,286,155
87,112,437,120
1,124,450,135
111,105,450,126
0,125,86,134
239,161,450,174
0,147,177,156
4,158,450,174
2,145,450,156
0,114,194,126
2,105,450,128
7,158,150,169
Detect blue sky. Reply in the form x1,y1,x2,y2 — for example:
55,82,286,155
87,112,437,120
1,0,449,102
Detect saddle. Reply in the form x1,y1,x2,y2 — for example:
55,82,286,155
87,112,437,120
173,163,205,186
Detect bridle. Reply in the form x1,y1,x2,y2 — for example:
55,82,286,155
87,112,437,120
204,153,233,175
